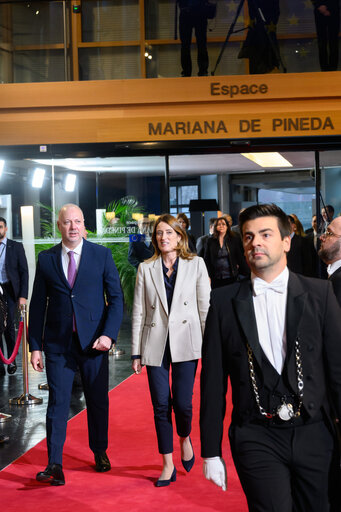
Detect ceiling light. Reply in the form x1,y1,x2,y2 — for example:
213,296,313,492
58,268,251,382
241,153,293,168
0,160,4,178
64,173,76,192
32,167,45,188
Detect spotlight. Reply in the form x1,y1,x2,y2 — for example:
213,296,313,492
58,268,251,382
0,160,4,178
64,173,76,192
32,168,45,188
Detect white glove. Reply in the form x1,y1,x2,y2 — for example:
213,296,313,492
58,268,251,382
203,456,227,491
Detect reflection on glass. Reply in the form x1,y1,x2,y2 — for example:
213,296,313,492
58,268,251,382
82,0,140,42
79,47,141,80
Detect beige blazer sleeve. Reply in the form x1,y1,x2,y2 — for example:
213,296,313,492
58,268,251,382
131,255,211,367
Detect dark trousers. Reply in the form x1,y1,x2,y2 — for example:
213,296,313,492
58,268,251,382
229,421,335,512
147,345,197,454
45,334,109,465
0,282,16,360
179,8,208,76
314,4,340,71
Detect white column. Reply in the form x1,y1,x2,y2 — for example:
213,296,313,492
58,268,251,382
20,206,36,302
96,209,106,235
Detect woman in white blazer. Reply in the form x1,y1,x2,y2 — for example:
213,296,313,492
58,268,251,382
131,214,210,487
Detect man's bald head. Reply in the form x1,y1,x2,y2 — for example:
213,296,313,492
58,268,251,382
57,204,85,249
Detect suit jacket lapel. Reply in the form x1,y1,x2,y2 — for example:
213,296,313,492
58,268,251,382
233,279,262,368
150,256,168,315
73,239,88,289
170,257,186,312
285,271,308,380
52,243,70,289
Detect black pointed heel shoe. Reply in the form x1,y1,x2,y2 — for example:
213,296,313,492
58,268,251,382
154,466,177,487
181,437,195,473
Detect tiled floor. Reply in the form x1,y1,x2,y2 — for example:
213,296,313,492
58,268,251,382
0,314,132,471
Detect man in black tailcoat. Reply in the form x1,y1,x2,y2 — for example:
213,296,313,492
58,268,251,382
200,203,341,512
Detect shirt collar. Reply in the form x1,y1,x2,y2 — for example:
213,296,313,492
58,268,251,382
0,237,7,246
162,257,179,274
327,259,341,277
62,239,83,256
252,266,289,296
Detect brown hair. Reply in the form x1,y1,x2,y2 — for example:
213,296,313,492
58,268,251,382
289,213,305,237
213,217,231,238
176,212,190,230
150,214,195,260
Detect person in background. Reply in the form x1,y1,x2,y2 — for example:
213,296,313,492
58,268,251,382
204,217,249,288
29,204,123,486
176,212,196,253
319,215,341,305
320,204,335,233
0,216,28,376
132,214,210,487
178,0,210,77
196,217,216,258
312,1,340,71
286,214,314,277
238,0,281,74
200,203,341,512
306,214,328,278
128,216,154,269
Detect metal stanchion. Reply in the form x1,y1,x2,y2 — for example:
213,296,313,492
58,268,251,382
9,304,43,405
109,345,125,357
0,412,12,423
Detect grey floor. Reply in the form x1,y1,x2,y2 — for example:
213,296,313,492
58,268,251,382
0,314,132,471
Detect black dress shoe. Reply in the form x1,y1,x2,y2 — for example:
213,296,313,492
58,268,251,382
36,464,65,486
181,437,195,473
7,362,17,375
0,434,9,443
155,466,177,487
94,451,111,472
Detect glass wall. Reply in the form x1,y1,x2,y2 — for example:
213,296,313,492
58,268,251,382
0,0,339,83
0,155,167,306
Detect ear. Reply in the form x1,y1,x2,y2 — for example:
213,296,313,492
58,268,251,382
283,235,291,253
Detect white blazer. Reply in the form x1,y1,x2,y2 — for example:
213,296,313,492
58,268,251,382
131,255,211,366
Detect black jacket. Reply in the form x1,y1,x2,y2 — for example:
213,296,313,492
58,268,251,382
329,266,341,307
200,272,341,457
4,239,28,300
204,234,249,280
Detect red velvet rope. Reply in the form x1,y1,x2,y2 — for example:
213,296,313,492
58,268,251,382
0,320,24,364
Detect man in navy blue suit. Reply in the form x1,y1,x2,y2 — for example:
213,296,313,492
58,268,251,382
29,204,123,486
0,216,28,376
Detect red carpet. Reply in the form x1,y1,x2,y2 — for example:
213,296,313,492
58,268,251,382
1,367,247,512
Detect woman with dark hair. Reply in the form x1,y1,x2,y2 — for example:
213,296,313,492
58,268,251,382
131,214,210,487
204,216,249,288
176,212,197,253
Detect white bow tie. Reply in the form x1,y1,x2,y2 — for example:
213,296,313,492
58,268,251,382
253,278,286,296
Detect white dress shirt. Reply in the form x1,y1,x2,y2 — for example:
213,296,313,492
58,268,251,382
61,240,83,281
252,267,289,374
327,259,341,277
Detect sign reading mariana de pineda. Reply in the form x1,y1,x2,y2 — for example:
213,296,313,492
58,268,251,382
147,80,336,138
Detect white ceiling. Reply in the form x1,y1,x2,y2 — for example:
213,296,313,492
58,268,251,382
30,150,341,176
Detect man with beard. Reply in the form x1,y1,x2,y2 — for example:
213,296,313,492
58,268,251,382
0,216,28,376
200,203,341,512
319,216,341,305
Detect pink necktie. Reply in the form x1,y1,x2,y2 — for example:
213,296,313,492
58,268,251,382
67,251,77,288
68,251,77,331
